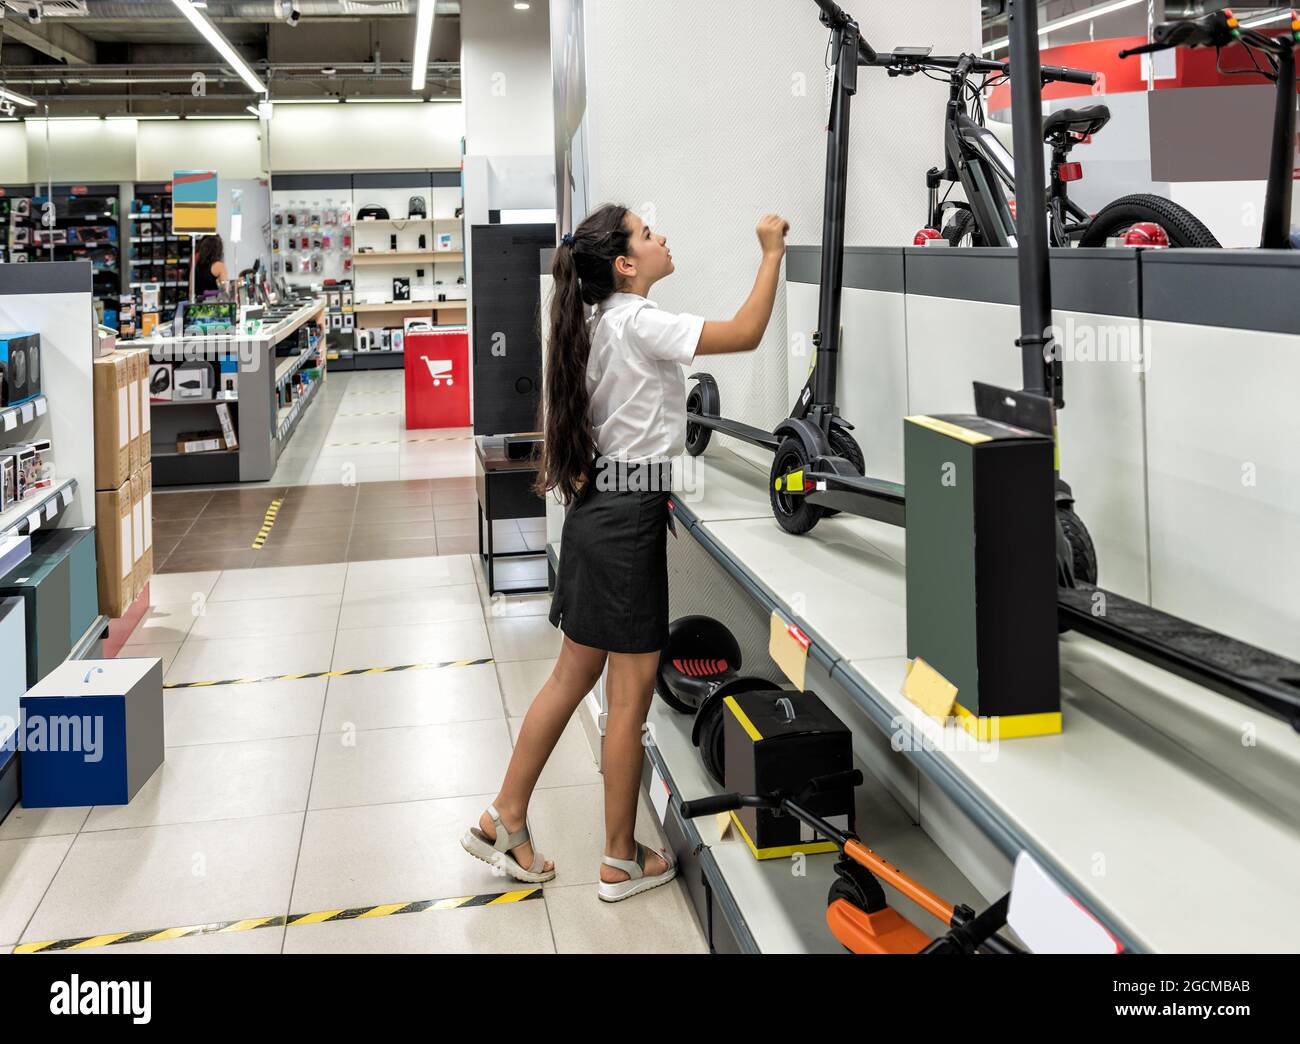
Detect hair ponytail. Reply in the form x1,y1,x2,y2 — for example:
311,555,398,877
536,203,632,504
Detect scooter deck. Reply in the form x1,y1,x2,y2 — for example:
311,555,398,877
802,470,907,526
1059,583,1300,727
689,412,782,451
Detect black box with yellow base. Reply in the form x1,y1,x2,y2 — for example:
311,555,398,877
903,413,1059,740
722,688,854,859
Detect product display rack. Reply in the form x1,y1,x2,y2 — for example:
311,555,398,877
142,298,326,486
275,170,467,372
124,182,194,334
2,183,125,329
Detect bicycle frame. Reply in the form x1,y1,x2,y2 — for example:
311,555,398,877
928,58,1091,248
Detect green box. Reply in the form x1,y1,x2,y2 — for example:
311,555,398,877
0,552,72,687
29,526,99,646
904,414,1060,737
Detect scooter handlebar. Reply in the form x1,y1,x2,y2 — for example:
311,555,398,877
812,0,878,63
679,792,743,819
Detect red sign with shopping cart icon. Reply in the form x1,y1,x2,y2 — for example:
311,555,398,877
404,328,471,429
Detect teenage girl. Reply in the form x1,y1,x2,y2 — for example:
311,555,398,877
462,203,789,902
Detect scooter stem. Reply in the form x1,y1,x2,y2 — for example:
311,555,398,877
843,838,957,926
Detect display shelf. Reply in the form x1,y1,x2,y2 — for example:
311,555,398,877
275,348,319,385
151,397,239,408
0,394,47,434
666,446,1300,953
353,300,443,313
0,479,77,538
353,250,464,265
275,374,322,444
355,217,436,227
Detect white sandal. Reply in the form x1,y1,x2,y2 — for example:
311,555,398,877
597,841,677,903
460,804,556,884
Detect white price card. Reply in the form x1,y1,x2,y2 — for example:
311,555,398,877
61,487,73,508
34,397,47,417
25,512,40,532
44,501,57,521
20,403,33,424
648,764,671,826
2,412,14,432
1007,851,1121,954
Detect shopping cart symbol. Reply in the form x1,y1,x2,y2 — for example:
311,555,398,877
423,357,454,386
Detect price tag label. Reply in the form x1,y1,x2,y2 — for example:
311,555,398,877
648,764,671,825
901,656,959,722
19,403,33,424
44,501,57,521
2,412,14,432
61,486,74,508
769,610,810,690
34,397,47,417
25,512,40,532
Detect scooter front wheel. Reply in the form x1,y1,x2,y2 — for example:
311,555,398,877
770,438,824,535
685,384,712,456
821,426,864,519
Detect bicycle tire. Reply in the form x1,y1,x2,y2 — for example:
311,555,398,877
1078,193,1220,249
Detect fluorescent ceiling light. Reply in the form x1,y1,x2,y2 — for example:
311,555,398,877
982,0,1144,54
246,104,261,116
0,86,37,108
108,115,180,121
186,114,257,120
1243,10,1293,28
412,0,436,92
344,97,426,103
170,0,267,94
270,98,339,104
514,2,531,8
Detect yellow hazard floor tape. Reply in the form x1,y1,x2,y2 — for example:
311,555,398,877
164,658,495,689
14,888,542,953
250,498,283,550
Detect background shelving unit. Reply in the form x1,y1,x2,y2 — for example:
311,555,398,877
275,170,466,373
3,184,124,330
124,181,193,334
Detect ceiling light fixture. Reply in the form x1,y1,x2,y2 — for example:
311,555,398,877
0,86,38,108
169,0,268,95
982,0,1144,54
514,2,531,9
411,0,436,92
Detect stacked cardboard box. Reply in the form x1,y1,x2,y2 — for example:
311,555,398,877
92,349,154,617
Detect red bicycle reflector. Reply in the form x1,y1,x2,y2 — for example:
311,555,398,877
1123,222,1170,247
1057,162,1083,183
913,227,942,245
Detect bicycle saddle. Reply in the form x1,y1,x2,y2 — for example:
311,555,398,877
1042,104,1111,143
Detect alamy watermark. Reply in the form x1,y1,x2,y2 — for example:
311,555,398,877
1045,318,1151,373
0,712,105,763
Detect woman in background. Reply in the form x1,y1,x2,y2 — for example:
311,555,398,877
192,234,229,299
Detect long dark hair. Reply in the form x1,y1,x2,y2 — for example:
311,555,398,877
536,203,632,504
195,234,224,272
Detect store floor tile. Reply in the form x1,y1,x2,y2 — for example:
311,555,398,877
81,735,316,832
0,835,77,947
289,794,506,912
307,719,513,809
187,593,342,640
543,879,708,955
343,554,475,596
166,630,337,684
20,927,289,956
164,677,329,747
488,616,565,662
329,618,491,670
122,600,201,646
320,662,502,732
346,534,441,562
336,583,482,630
209,561,348,602
19,813,303,946
524,785,669,888
0,805,90,842
281,899,554,955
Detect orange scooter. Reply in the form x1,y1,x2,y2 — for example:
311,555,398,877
680,770,1022,954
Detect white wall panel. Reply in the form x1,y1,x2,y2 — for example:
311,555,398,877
137,120,264,181
26,119,136,184
268,103,464,172
1144,320,1300,660
583,0,980,433
903,297,1149,601
0,123,28,183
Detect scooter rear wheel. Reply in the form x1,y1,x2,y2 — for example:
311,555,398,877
770,438,824,535
821,427,865,519
685,385,712,456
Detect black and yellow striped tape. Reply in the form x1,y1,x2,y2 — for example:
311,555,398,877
164,658,495,689
14,888,542,953
250,498,283,550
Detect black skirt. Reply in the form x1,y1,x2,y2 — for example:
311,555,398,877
548,462,673,654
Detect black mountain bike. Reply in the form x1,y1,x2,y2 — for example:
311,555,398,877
1120,7,1298,250
880,48,1221,249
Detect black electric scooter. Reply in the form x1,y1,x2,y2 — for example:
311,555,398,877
776,0,1300,730
683,0,878,510
883,48,1219,249
1120,7,1298,251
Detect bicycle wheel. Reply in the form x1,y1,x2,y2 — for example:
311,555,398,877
1078,193,1220,248
941,209,985,247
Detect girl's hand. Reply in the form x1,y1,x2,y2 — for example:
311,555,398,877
756,214,790,257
